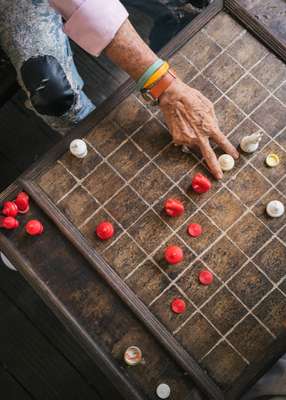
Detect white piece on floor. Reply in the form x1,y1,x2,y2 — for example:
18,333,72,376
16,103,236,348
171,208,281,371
266,200,285,218
0,252,17,271
156,383,171,399
240,131,263,153
69,139,88,158
218,154,235,171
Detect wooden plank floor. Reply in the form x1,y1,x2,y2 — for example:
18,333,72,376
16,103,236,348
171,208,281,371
5,2,284,398
0,261,124,400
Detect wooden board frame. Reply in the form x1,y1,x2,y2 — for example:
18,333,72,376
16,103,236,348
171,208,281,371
1,1,286,399
224,0,286,64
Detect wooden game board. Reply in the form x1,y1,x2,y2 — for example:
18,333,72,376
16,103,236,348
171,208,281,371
1,2,286,400
226,0,286,61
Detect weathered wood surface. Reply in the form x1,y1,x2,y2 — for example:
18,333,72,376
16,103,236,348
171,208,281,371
225,0,286,62
2,2,286,399
28,9,286,399
237,0,286,45
0,194,198,400
0,262,123,400
0,290,103,400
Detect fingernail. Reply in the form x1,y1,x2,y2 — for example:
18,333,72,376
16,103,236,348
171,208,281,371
217,172,223,180
234,152,240,160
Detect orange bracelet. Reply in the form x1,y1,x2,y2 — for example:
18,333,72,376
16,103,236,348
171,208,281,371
141,70,176,104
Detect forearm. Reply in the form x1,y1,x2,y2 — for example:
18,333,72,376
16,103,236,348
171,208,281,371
104,19,158,81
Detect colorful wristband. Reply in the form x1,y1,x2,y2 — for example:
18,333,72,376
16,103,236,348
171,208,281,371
136,59,165,91
143,62,169,89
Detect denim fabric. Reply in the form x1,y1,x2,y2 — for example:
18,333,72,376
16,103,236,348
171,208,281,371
0,0,95,134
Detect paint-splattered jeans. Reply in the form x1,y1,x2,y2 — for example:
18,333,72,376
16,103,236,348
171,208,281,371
0,0,95,134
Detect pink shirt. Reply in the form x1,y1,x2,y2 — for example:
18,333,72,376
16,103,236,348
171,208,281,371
49,0,129,56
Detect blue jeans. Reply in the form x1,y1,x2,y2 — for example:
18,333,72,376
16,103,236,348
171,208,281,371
0,0,95,134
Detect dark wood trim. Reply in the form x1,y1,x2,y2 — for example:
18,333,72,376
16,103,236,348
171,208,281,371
20,178,224,400
21,0,223,183
0,207,145,400
225,0,286,63
0,182,19,204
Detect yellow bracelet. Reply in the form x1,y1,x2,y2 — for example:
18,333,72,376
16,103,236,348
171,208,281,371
143,62,169,89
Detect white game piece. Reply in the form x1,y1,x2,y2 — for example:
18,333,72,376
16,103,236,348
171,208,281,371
0,252,17,271
70,139,88,158
266,200,285,218
156,383,171,399
240,131,263,153
218,154,235,171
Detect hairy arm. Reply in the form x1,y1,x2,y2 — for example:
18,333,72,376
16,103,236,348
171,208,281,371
51,0,238,179
105,19,239,179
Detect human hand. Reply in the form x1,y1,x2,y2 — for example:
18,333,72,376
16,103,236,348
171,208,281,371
159,79,239,179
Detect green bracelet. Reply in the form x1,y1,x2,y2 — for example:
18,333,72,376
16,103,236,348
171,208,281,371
136,59,165,91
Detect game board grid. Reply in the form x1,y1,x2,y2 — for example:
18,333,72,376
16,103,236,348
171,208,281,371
57,115,286,384
48,78,284,382
36,12,286,388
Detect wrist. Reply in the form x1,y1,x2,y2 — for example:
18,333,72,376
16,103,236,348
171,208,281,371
158,78,180,105
141,70,176,105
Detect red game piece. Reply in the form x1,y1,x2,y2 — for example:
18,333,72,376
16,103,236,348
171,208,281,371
164,245,184,264
191,173,212,193
187,223,202,237
0,216,19,230
171,298,186,314
2,201,18,217
15,192,30,214
96,221,114,240
164,199,184,217
25,220,44,236
199,270,214,286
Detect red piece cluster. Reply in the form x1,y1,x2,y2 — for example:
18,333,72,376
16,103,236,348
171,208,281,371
25,220,44,236
198,270,214,286
96,221,114,240
15,192,30,214
191,173,212,194
171,298,186,314
164,245,184,264
164,198,184,217
0,216,19,230
187,223,202,238
1,192,44,237
2,201,18,217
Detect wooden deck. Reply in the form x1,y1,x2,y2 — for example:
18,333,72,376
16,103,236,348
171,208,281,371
0,1,285,399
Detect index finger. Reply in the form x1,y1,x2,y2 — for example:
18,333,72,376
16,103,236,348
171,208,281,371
199,138,223,180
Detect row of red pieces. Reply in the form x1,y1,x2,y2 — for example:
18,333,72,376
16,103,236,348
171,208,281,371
95,172,211,241
154,173,213,313
95,201,202,242
0,192,43,236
